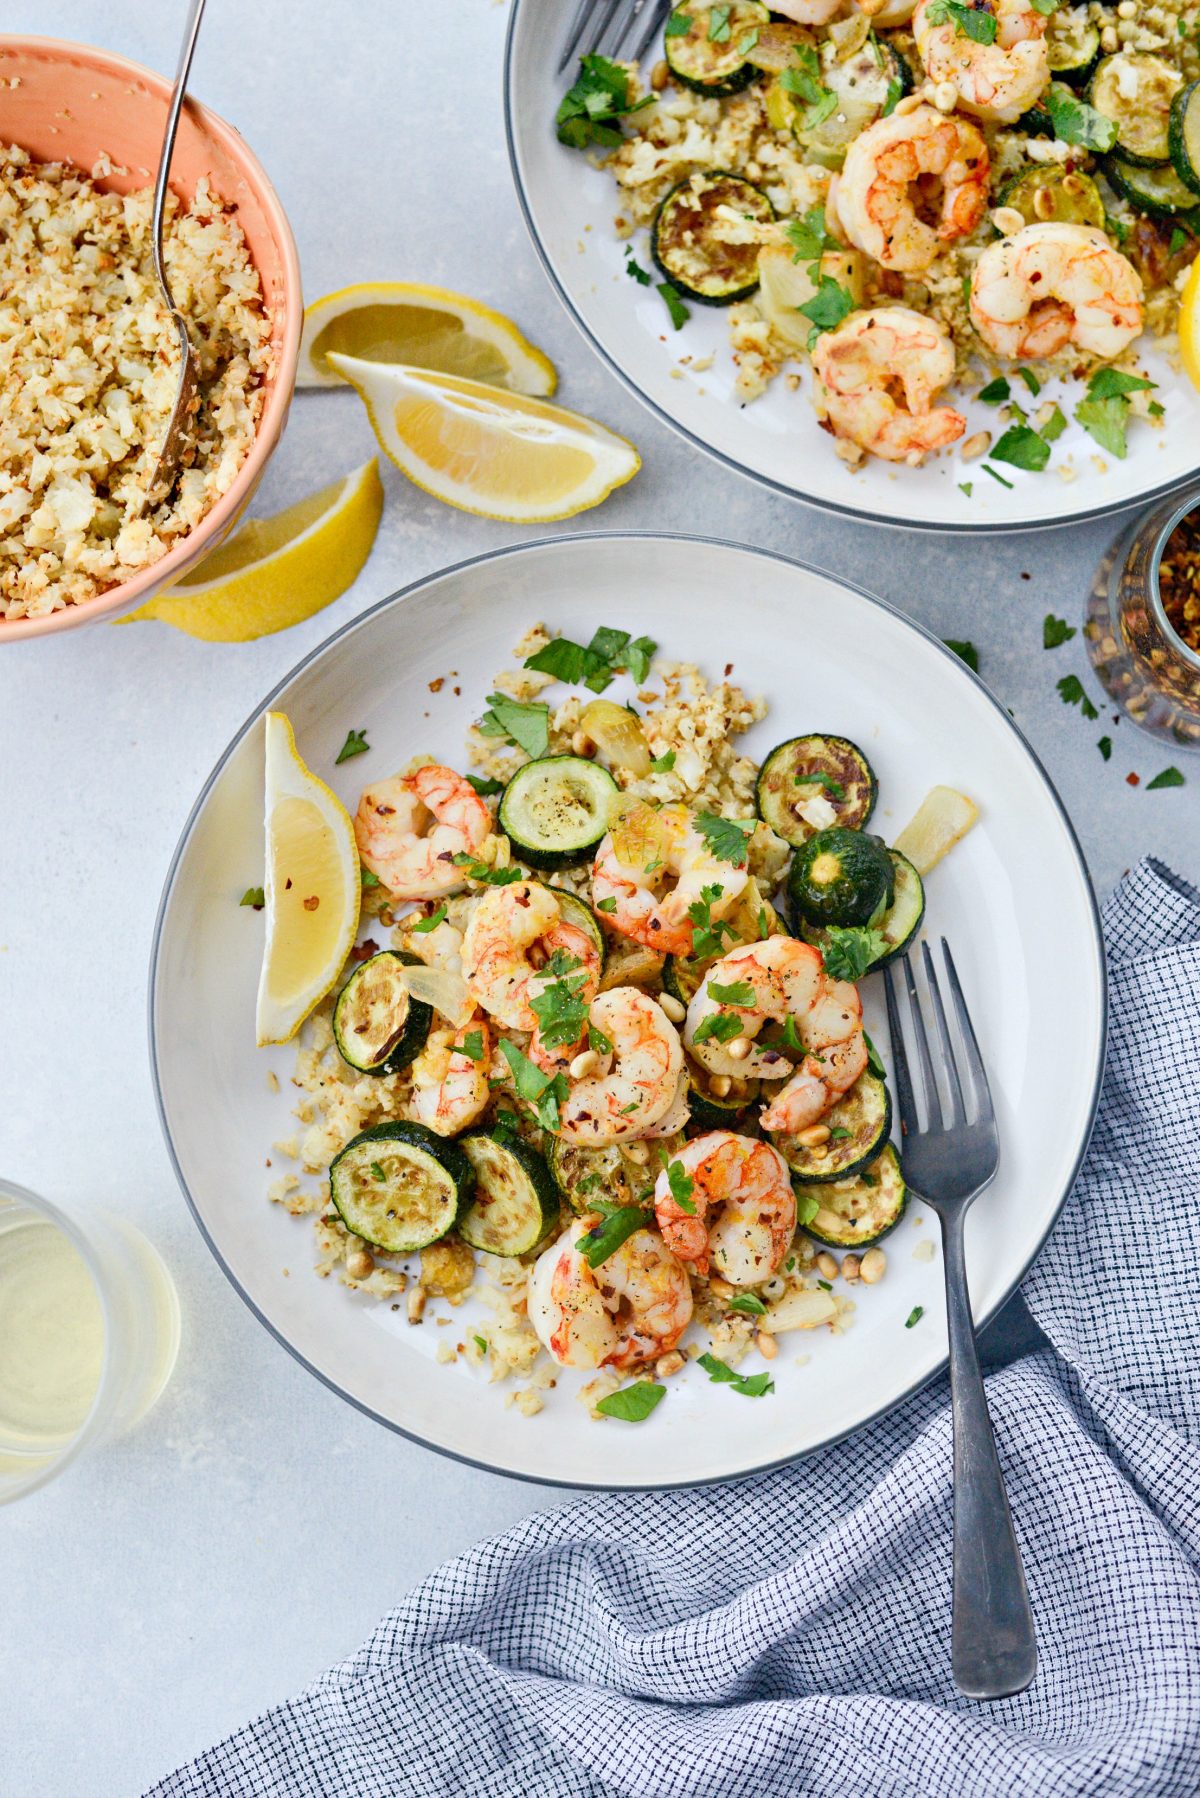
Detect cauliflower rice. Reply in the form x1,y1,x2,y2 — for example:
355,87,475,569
0,144,273,619
268,631,866,1419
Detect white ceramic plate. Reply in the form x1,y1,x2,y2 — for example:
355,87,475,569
504,0,1200,533
151,534,1105,1488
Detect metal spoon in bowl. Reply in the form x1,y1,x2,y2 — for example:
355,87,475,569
142,0,209,513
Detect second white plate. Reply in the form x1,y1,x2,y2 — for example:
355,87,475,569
151,534,1105,1488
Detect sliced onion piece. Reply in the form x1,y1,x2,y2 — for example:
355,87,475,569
394,963,475,1028
579,699,651,777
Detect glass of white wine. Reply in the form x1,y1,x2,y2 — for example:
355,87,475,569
0,1179,180,1505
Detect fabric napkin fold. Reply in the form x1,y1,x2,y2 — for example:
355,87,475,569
150,859,1200,1798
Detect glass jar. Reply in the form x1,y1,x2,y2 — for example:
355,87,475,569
1086,487,1200,749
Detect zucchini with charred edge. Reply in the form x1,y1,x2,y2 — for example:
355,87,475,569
548,1136,683,1215
774,1072,891,1184
799,849,925,971
499,755,619,868
652,170,775,304
1170,79,1200,196
1089,53,1180,166
1105,155,1198,218
330,1122,472,1253
687,1070,759,1131
791,38,913,164
996,166,1106,230
458,1134,558,1256
663,0,770,95
332,949,432,1075
1046,12,1100,86
788,827,894,929
755,733,876,847
799,1142,907,1248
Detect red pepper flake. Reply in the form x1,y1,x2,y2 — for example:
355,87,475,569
303,895,320,911
284,877,292,890
429,677,445,693
350,938,380,963
1126,772,1140,787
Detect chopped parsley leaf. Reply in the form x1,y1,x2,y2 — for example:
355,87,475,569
944,639,979,672
499,1040,568,1132
239,886,265,910
411,903,448,933
697,1352,774,1397
1043,613,1076,649
624,249,651,286
990,423,1051,473
579,1202,651,1268
905,1306,925,1329
687,882,736,959
556,54,654,151
977,376,1011,405
650,749,677,773
452,854,524,886
460,1030,485,1063
708,3,732,41
595,1380,665,1422
1147,766,1185,790
335,727,370,764
657,281,690,331
1075,367,1156,460
728,1292,767,1316
370,1161,386,1182
1056,674,1099,721
926,0,997,43
692,1010,745,1046
478,691,550,758
706,978,755,1007
596,896,618,914
820,926,888,982
1098,736,1113,762
524,626,657,693
663,1156,696,1215
1042,81,1118,153
466,774,505,797
795,770,845,798
694,812,753,865
361,867,382,889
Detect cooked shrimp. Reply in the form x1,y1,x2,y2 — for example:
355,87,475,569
913,0,1049,124
654,1131,796,1285
409,1019,491,1138
528,1220,693,1371
354,765,491,901
770,0,848,20
837,106,989,273
685,935,864,1131
556,987,684,1146
759,1029,868,1133
969,221,1144,361
591,802,749,958
811,308,966,465
461,881,602,1072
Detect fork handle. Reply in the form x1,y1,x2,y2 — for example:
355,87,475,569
939,1204,1038,1700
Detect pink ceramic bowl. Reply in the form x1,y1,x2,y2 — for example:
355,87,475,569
0,36,302,641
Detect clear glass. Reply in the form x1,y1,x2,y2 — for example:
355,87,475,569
0,1179,180,1505
1086,486,1200,749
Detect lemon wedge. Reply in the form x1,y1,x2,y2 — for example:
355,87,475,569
256,712,361,1046
122,459,383,642
328,353,640,522
1179,255,1200,394
298,282,557,395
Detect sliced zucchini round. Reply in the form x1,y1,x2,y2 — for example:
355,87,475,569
548,886,607,973
800,1142,907,1248
458,1134,558,1257
332,950,432,1075
997,166,1106,231
773,1072,891,1184
799,849,925,971
498,756,619,869
662,878,782,1007
1046,7,1100,87
663,0,770,95
1170,79,1200,197
798,37,911,161
755,734,877,848
686,1069,759,1131
1090,53,1181,167
744,18,813,75
1105,154,1198,218
548,1135,682,1214
330,1122,472,1253
652,171,774,305
788,827,894,930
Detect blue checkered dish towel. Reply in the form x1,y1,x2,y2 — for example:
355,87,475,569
150,859,1200,1798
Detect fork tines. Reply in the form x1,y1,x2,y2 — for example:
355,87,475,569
558,0,672,73
883,939,991,1138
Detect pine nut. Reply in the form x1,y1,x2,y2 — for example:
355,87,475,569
658,992,686,1024
756,1330,778,1360
841,1254,861,1282
860,1247,887,1284
571,730,594,757
710,1276,735,1300
932,80,958,113
894,92,924,117
960,430,990,463
569,1048,602,1079
346,1247,374,1281
624,1141,650,1165
797,1124,831,1148
815,1251,839,1280
709,1074,733,1098
1033,185,1056,221
407,1287,426,1324
727,1035,752,1061
992,205,1025,238
650,58,670,91
655,1350,685,1377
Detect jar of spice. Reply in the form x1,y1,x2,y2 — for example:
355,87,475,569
1087,487,1200,750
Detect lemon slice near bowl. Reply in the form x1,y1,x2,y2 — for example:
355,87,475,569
298,282,557,394
329,353,640,522
256,712,361,1046
1179,255,1200,394
123,459,383,642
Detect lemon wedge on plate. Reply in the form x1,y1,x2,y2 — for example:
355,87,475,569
1179,255,1200,393
328,352,640,522
255,712,361,1045
123,459,383,642
298,282,557,395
